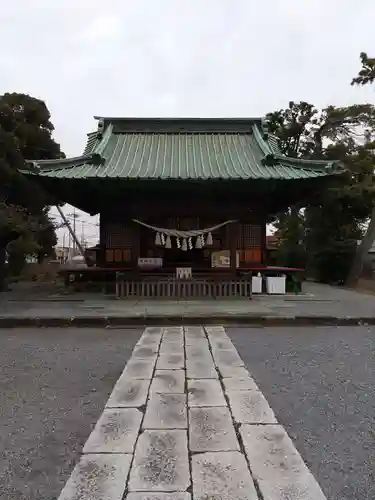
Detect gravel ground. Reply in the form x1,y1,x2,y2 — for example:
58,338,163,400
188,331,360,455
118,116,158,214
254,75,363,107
228,326,375,500
0,327,142,500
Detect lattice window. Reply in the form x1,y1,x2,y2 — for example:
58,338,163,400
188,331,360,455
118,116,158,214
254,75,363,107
243,224,261,248
236,224,244,248
106,223,133,248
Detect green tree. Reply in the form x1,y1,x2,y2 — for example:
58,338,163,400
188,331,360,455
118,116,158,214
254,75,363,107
0,93,63,288
267,101,375,283
345,53,375,285
351,52,375,86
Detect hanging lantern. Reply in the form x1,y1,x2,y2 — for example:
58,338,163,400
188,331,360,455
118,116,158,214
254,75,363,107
165,235,172,248
182,238,188,251
155,232,161,245
195,236,202,249
206,232,213,245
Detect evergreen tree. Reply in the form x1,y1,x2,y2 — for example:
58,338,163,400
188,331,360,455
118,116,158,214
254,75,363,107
0,93,63,288
267,101,375,283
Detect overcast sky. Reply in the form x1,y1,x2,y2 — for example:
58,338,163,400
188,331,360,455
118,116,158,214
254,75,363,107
1,0,375,245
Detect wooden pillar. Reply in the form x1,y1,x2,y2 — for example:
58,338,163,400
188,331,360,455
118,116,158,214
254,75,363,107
98,212,106,267
229,222,238,272
260,217,267,265
131,221,140,270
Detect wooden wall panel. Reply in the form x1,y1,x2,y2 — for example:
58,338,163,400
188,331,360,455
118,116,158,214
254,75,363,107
243,248,262,263
105,223,133,248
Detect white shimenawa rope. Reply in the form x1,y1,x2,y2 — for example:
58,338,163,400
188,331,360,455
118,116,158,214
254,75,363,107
132,219,236,238
132,218,236,251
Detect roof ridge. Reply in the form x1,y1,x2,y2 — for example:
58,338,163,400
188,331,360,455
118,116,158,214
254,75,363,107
274,154,343,170
24,153,104,173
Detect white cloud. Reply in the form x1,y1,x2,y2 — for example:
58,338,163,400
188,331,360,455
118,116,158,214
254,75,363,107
77,14,122,43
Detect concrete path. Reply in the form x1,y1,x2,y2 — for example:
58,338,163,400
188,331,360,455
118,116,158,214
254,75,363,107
2,281,375,326
57,326,327,500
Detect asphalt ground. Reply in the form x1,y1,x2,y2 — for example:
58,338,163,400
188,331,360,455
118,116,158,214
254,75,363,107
228,326,375,500
0,327,142,500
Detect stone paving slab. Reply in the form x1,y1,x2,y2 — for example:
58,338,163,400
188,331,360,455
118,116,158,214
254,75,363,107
191,451,258,500
205,326,227,338
122,359,156,379
132,345,159,359
184,326,206,342
188,379,226,407
106,378,150,408
128,430,190,492
150,370,185,393
156,353,185,369
58,454,132,500
186,358,218,379
218,365,250,378
136,336,161,347
143,393,187,429
241,424,327,499
223,376,260,392
212,348,244,367
189,406,240,452
126,494,191,500
163,327,183,334
227,389,278,424
56,325,327,500
144,327,164,335
83,408,142,453
162,335,184,344
208,338,234,350
159,342,184,355
162,328,184,342
185,341,211,358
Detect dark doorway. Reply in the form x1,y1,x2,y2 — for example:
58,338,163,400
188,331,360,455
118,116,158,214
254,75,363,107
162,248,208,268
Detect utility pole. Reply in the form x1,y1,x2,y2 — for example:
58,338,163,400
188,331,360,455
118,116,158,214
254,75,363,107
67,209,80,256
62,233,66,263
57,206,88,263
81,220,85,248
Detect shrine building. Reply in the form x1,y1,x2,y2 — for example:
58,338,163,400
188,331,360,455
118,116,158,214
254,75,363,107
23,117,343,298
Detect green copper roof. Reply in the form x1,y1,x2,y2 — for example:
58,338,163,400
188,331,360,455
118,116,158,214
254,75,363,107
24,118,343,181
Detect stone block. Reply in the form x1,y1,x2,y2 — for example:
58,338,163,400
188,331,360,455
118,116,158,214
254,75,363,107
83,408,142,454
188,379,226,407
129,430,190,492
223,376,260,392
150,370,185,393
212,349,244,367
122,359,156,379
186,358,218,379
227,390,277,424
58,454,131,500
157,353,184,370
106,378,150,408
240,424,327,500
191,451,258,500
189,406,239,452
126,494,191,500
217,365,249,378
143,393,187,429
